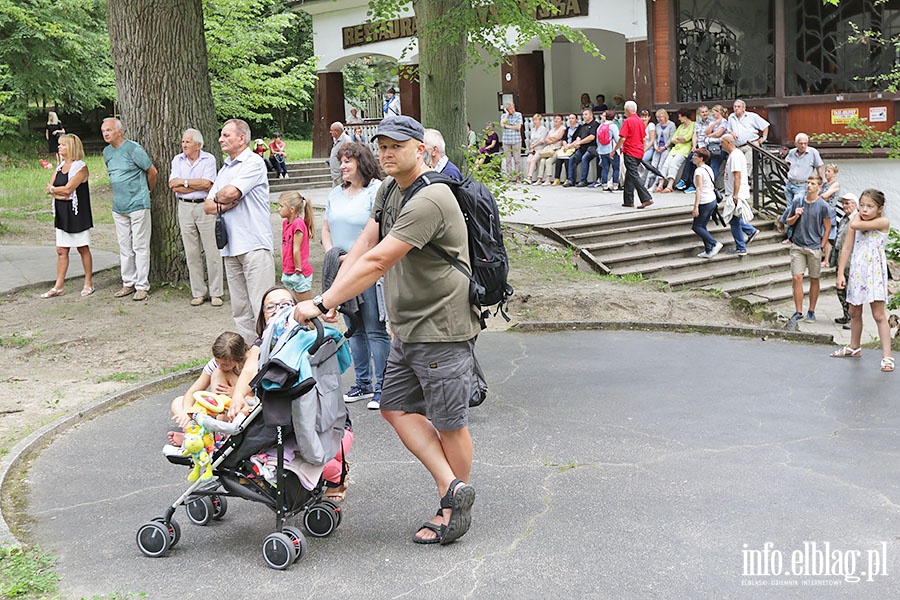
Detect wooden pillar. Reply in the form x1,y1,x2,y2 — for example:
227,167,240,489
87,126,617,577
626,40,653,112
502,52,545,116
312,71,345,158
399,65,420,122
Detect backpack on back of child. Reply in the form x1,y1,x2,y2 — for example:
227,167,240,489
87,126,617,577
380,172,514,328
598,123,612,146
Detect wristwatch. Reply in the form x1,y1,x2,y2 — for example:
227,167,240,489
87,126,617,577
312,295,328,315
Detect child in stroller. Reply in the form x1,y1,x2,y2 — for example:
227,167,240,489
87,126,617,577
137,286,353,569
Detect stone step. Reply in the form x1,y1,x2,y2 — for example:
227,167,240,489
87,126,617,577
733,277,837,305
657,254,792,290
584,224,780,256
606,237,787,276
548,205,694,236
268,176,332,192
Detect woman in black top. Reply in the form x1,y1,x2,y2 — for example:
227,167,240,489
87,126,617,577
45,112,65,162
41,134,94,298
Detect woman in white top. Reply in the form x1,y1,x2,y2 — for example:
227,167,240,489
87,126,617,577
704,104,728,179
524,114,549,184
536,114,565,185
322,142,389,409
690,148,723,259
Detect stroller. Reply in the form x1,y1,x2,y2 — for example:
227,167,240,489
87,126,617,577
136,317,352,570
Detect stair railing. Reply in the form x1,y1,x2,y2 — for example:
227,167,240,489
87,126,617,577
750,144,789,217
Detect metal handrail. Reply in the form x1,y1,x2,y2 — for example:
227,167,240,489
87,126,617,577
750,143,789,217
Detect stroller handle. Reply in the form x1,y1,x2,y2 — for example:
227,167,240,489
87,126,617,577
308,317,326,355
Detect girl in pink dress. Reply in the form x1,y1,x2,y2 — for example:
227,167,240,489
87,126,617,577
831,188,893,372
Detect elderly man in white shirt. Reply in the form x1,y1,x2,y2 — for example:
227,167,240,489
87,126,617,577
726,99,770,182
204,118,274,343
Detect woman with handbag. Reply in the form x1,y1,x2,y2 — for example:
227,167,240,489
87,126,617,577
536,115,565,185
704,105,728,180
523,114,549,184
690,148,724,258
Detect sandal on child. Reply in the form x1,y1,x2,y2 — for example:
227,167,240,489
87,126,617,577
413,509,445,545
830,346,861,358
40,287,64,298
440,478,476,546
881,357,895,372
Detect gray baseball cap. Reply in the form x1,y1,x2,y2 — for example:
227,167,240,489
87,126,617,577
373,116,425,142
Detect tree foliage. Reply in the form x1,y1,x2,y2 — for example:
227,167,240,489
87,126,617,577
204,0,317,123
0,0,113,135
366,0,598,168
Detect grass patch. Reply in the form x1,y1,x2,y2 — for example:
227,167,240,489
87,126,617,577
0,545,59,598
98,372,142,383
282,139,312,160
0,155,108,220
162,357,207,374
0,334,31,349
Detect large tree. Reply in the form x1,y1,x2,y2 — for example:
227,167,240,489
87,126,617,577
107,0,219,282
369,0,596,167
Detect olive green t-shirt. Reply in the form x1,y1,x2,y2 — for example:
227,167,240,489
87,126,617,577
374,178,481,343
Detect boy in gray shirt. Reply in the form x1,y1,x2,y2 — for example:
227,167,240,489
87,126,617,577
785,175,832,330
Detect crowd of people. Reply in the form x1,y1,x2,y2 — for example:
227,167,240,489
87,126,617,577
36,112,476,544
32,91,894,553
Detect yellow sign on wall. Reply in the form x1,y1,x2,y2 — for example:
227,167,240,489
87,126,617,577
831,108,859,124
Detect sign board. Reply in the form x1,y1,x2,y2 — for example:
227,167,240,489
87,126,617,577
869,106,888,123
342,0,588,48
830,108,859,124
342,17,416,49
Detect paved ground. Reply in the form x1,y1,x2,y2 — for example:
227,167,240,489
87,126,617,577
24,330,900,599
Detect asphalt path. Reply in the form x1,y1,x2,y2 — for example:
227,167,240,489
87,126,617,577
25,330,900,599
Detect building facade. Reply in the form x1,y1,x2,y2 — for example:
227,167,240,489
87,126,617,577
293,0,899,156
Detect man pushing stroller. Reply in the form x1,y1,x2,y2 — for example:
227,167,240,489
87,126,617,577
294,116,479,546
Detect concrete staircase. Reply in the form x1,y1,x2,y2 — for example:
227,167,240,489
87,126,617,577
536,205,835,307
268,160,332,192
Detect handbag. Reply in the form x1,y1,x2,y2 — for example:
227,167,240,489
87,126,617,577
704,166,723,203
539,147,555,159
215,203,228,249
707,140,722,156
557,147,575,158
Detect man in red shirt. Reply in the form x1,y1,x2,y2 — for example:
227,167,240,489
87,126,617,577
613,100,654,209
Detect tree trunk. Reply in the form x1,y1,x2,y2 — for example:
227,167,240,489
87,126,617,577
107,0,219,283
414,0,468,170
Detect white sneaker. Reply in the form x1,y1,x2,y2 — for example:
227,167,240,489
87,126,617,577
697,251,711,258
708,241,724,257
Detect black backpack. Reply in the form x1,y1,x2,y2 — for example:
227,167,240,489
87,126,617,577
380,172,513,327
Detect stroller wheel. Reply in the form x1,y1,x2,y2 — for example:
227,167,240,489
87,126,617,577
186,496,214,526
151,516,181,547
281,525,308,563
304,503,337,538
320,499,342,528
262,532,295,570
136,521,171,558
210,495,228,521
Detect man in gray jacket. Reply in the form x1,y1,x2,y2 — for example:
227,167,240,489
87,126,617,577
329,122,352,187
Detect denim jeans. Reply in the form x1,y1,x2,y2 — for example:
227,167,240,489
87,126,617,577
780,182,807,223
730,217,758,251
344,284,391,393
600,152,620,186
569,147,598,184
692,202,719,252
272,154,288,177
